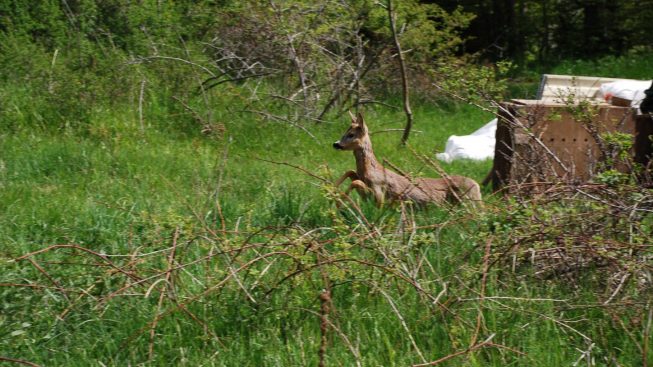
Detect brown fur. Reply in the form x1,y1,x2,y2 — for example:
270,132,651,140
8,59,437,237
333,112,482,207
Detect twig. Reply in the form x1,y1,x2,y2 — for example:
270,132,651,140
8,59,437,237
25,258,69,302
240,109,318,141
17,244,141,282
376,286,427,364
171,96,208,127
255,157,329,183
318,289,331,367
202,71,276,91
470,238,492,347
138,79,146,131
269,0,310,116
412,334,496,367
148,228,180,360
296,308,362,367
371,129,423,135
603,272,630,305
644,302,652,367
0,357,42,367
58,284,97,320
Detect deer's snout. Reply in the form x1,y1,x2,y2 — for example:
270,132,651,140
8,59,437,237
333,142,343,150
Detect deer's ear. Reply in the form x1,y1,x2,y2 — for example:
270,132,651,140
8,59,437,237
348,110,359,128
356,112,366,128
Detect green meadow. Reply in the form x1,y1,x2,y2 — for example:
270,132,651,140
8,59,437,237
2,82,650,366
1,2,652,365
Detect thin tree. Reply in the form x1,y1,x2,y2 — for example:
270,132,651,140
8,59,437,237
387,0,413,145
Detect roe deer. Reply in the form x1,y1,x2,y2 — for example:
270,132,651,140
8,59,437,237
333,112,482,207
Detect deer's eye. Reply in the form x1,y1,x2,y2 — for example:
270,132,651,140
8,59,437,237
347,133,354,138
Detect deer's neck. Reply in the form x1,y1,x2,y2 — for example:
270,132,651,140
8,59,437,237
353,139,381,180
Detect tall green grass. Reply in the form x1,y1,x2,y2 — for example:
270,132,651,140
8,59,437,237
551,47,653,79
0,96,493,252
0,89,501,365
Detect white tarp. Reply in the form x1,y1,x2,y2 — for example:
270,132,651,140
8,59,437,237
435,118,497,163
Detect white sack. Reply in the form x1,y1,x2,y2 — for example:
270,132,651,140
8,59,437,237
436,118,497,163
599,80,652,107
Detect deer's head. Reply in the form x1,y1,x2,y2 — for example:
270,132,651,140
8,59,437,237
333,111,368,151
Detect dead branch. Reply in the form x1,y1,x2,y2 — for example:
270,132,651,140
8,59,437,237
127,56,216,77
412,334,497,367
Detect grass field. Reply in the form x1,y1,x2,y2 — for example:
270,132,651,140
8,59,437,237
1,54,652,366
0,98,499,365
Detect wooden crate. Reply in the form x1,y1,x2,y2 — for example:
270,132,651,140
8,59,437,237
491,99,652,191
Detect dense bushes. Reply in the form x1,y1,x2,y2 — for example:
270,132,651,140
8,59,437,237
0,0,483,130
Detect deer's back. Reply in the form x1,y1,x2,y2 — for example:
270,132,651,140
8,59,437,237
362,167,481,205
417,175,482,202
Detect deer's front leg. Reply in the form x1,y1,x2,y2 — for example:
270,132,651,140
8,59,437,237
335,170,359,187
346,180,386,206
335,179,370,209
345,179,369,198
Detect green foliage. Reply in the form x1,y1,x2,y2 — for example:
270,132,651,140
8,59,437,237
433,59,513,106
594,169,630,186
364,0,474,61
602,131,634,159
0,0,69,48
